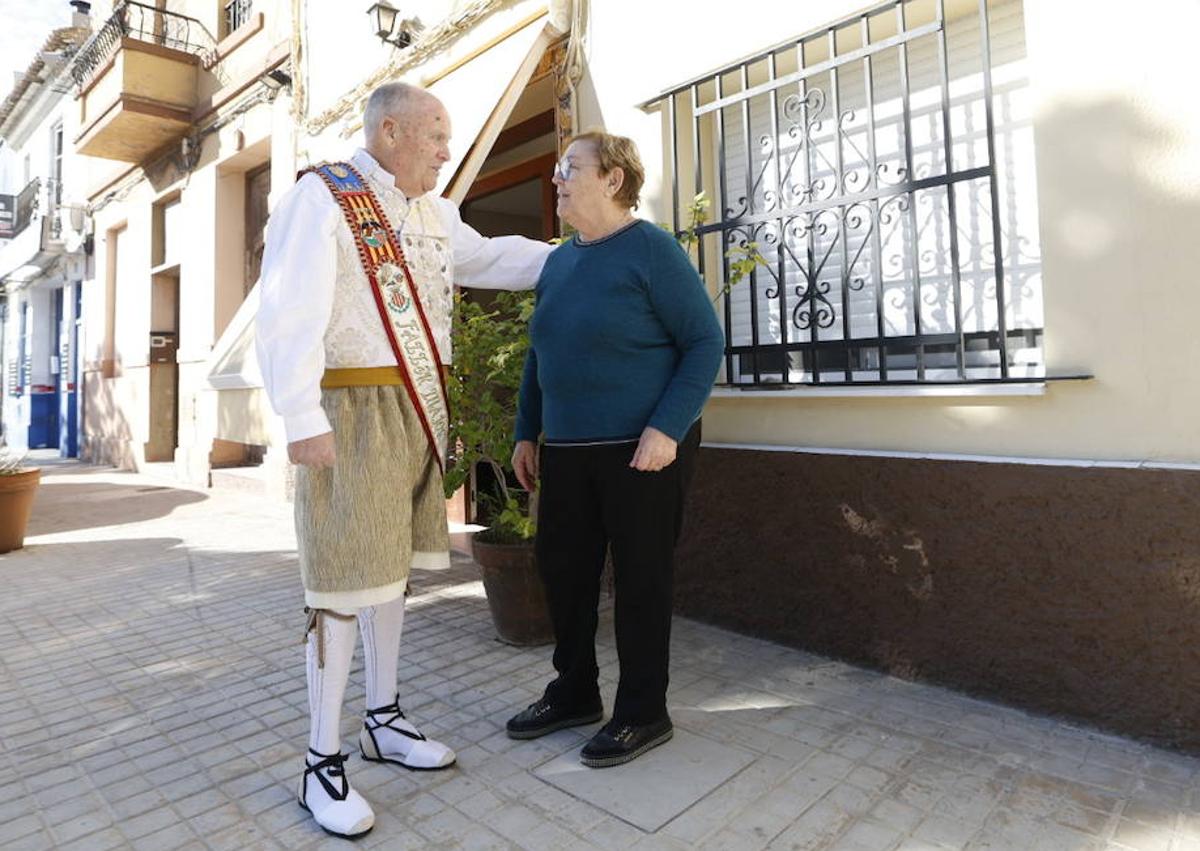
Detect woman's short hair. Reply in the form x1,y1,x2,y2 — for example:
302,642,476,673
568,130,645,210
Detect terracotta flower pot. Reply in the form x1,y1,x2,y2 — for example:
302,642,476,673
470,535,554,646
0,468,41,554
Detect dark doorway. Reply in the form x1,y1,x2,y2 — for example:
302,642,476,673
244,162,271,298
461,152,556,240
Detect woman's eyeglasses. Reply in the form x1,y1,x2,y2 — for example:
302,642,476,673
553,158,602,181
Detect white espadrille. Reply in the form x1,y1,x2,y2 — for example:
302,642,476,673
359,700,456,771
297,750,375,839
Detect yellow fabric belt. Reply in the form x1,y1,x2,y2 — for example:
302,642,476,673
320,366,406,389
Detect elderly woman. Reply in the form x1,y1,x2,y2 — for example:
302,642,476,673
505,131,724,767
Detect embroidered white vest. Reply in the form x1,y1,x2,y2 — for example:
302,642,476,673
324,175,454,367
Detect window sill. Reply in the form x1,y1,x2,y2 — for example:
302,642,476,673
710,382,1051,399
699,442,1200,472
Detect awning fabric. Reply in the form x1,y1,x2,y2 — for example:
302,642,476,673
430,14,553,200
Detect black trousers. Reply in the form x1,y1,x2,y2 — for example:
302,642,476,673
536,421,701,725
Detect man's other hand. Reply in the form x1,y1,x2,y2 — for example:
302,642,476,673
288,432,336,469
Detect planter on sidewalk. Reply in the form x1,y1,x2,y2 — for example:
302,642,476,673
0,467,41,554
471,535,554,646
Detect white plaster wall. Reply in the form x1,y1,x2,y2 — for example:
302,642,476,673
0,143,19,196
302,0,458,125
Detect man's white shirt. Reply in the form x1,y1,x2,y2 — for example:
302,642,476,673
255,148,551,444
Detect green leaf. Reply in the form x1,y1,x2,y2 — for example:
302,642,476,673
445,290,537,539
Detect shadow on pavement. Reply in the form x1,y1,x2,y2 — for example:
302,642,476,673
25,479,208,536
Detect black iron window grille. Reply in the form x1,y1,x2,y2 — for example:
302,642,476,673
224,0,254,37
68,1,217,91
649,0,1043,387
40,178,63,240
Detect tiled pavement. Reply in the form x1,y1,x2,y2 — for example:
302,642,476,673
2,458,1199,851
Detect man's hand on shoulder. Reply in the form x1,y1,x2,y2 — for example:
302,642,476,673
288,432,336,469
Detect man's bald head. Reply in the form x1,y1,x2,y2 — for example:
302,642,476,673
363,82,435,141
363,82,452,197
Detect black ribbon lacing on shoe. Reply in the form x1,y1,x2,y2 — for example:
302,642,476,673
303,749,350,803
363,697,427,759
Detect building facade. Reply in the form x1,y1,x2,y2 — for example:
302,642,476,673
38,0,1200,751
0,23,91,455
70,0,572,498
67,0,294,485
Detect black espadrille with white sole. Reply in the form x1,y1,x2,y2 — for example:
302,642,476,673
579,716,673,768
506,697,604,740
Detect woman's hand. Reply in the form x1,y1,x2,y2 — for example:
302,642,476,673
512,440,539,491
630,426,677,472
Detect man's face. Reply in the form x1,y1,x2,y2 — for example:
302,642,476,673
380,99,452,197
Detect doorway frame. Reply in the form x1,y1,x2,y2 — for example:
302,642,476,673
463,151,558,241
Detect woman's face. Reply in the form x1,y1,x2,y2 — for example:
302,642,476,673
552,141,618,227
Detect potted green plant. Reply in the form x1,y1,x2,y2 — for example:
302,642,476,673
0,448,41,554
445,289,553,646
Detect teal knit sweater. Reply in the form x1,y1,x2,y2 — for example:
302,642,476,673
515,220,724,444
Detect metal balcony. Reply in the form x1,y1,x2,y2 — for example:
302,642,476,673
69,1,216,162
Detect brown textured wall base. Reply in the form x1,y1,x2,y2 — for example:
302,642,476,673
674,447,1200,753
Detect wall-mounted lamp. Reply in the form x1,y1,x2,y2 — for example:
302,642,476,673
367,2,418,49
264,68,292,90
259,67,292,101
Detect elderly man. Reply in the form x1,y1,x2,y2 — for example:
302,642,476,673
256,82,550,839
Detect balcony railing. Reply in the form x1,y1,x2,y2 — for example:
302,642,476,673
69,1,216,91
0,179,40,241
0,178,66,241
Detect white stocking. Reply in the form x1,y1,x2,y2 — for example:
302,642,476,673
358,594,405,710
357,595,456,770
300,607,374,838
306,607,358,755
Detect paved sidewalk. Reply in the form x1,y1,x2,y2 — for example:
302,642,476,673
1,460,1198,851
